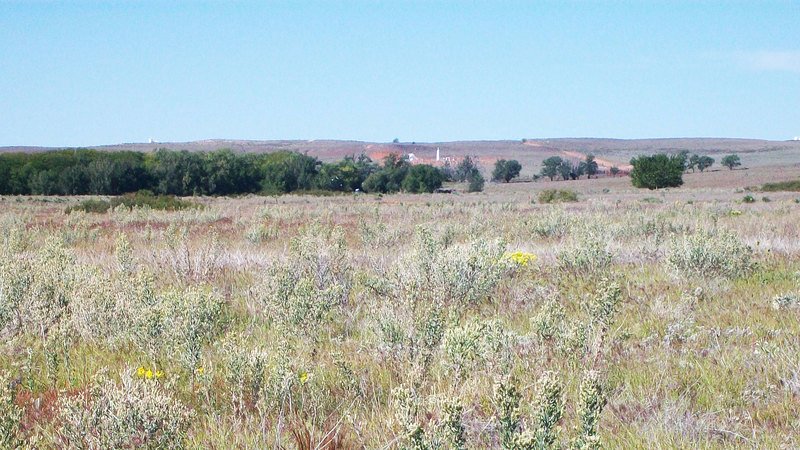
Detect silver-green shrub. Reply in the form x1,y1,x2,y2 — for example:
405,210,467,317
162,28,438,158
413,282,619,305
530,371,565,448
244,221,278,244
442,318,515,379
6,237,77,338
0,371,22,449
494,379,522,450
572,370,606,450
392,385,428,450
440,399,467,450
219,336,270,414
667,229,753,279
772,293,799,310
371,227,511,382
258,223,351,338
56,370,193,449
527,208,574,239
557,234,613,273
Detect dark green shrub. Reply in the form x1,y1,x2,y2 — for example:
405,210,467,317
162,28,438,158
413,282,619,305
721,154,741,170
630,154,684,189
492,159,522,183
402,164,445,193
65,199,112,214
467,170,485,193
761,180,800,192
742,195,756,203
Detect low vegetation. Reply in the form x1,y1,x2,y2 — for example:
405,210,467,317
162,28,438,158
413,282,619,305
538,189,579,204
0,183,798,448
761,179,800,192
65,191,199,213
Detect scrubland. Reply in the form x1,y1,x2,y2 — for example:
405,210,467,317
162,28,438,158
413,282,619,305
1,170,799,449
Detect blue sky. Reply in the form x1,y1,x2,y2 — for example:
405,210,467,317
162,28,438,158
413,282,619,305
1,0,798,146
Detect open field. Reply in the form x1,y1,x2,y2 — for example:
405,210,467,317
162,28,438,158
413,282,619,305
1,166,800,449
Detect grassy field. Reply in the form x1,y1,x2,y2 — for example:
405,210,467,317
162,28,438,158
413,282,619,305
1,167,800,448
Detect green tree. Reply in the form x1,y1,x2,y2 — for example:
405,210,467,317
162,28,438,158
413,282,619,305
492,159,522,183
557,160,572,181
455,156,479,182
361,153,409,193
630,154,684,189
540,156,563,181
57,165,90,195
466,169,485,192
696,155,714,172
29,169,59,195
316,155,375,192
572,161,587,180
401,164,444,193
203,149,243,195
610,166,620,177
688,154,700,172
440,161,455,181
676,150,690,171
585,154,599,178
721,154,741,170
146,149,207,196
361,171,390,193
257,151,320,194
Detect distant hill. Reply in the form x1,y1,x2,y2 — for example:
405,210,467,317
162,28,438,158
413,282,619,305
3,137,799,172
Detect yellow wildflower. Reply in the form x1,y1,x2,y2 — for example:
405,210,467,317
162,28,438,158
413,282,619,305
298,370,309,384
504,251,537,267
145,369,154,380
196,366,204,375
155,370,164,380
136,367,146,378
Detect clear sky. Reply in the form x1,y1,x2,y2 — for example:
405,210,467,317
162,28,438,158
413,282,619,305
1,0,798,147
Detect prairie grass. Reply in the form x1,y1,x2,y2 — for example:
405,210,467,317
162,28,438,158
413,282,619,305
0,184,799,448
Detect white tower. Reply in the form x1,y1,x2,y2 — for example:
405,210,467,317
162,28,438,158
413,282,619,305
436,147,440,161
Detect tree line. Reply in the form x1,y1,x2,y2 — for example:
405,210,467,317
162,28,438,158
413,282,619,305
630,152,742,189
539,154,603,181
0,147,745,196
0,148,448,196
